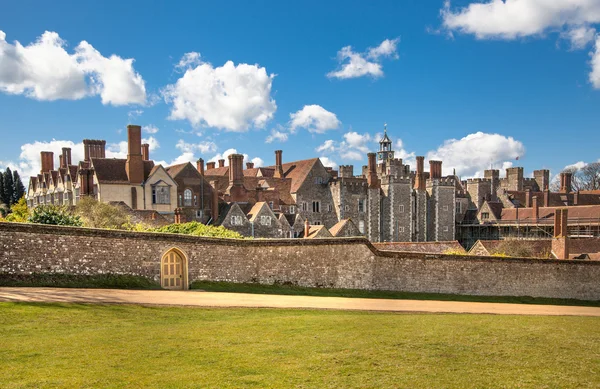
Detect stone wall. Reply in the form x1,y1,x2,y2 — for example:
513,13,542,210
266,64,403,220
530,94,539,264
1,222,599,300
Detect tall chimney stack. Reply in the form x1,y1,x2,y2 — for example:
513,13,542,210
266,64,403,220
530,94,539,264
532,195,539,220
40,151,54,174
274,150,284,178
59,155,64,169
552,208,569,259
429,160,442,180
206,162,216,170
560,172,572,193
227,154,246,201
414,156,425,190
62,147,72,167
218,159,225,168
141,143,150,161
367,153,380,189
125,125,144,184
246,162,254,169
197,158,205,175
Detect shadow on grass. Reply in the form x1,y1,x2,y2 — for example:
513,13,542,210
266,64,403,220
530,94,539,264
190,280,600,307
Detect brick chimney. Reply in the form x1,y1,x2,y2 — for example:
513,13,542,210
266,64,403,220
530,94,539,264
62,147,72,167
532,195,539,220
141,143,150,161
125,125,144,184
544,189,550,207
211,180,219,223
367,152,380,189
218,159,225,168
246,162,254,169
206,162,216,170
83,140,106,161
59,155,64,169
274,150,284,178
197,158,205,175
414,156,425,190
227,154,246,201
429,160,442,180
573,191,579,206
560,172,572,193
525,189,531,208
40,151,54,174
304,219,310,238
552,208,569,259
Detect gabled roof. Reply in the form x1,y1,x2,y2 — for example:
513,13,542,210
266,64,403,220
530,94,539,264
305,225,332,239
91,158,155,184
266,158,321,193
329,219,350,237
246,201,271,222
165,162,189,178
204,166,229,177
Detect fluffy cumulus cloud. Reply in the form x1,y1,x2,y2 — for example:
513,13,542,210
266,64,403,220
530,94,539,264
426,131,525,177
327,38,399,79
265,129,289,143
206,148,263,168
315,131,380,162
440,1,600,87
441,0,600,41
289,105,341,133
319,156,338,169
142,125,159,134
0,30,146,105
163,52,277,132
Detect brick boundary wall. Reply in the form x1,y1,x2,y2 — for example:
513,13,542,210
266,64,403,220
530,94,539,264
1,222,599,300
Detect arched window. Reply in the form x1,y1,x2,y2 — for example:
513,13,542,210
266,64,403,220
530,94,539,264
184,189,192,207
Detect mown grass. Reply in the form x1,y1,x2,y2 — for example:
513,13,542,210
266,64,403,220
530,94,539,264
191,280,600,307
0,303,598,388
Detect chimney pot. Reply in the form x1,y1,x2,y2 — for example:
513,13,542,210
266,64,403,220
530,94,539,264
141,143,150,161
304,219,310,238
274,150,284,178
246,162,254,169
218,159,225,168
206,162,216,170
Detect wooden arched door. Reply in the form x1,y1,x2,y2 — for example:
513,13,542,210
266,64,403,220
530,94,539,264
161,249,186,290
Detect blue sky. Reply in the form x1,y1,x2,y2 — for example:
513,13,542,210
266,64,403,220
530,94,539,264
1,0,599,182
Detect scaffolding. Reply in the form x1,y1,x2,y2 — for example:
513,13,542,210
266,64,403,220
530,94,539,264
457,217,600,250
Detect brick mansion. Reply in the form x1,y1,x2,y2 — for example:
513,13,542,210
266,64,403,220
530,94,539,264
26,125,600,246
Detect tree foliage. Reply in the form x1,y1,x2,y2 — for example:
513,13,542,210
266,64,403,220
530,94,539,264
1,168,13,206
5,198,30,223
28,205,83,226
12,170,25,204
134,221,246,239
75,197,130,229
491,240,551,259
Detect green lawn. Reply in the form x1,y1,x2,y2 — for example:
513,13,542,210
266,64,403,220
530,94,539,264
1,303,599,388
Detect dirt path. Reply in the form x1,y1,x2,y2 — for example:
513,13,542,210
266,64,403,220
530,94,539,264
1,287,599,316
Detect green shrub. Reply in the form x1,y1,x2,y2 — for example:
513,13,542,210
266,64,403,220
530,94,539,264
5,197,29,223
75,197,129,229
28,204,83,226
135,221,246,239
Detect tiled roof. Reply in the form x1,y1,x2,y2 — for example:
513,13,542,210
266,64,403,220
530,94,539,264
265,158,321,193
329,219,349,237
468,239,552,257
500,204,600,223
374,241,467,254
246,202,267,222
487,201,504,219
165,162,190,178
92,158,155,184
204,166,229,177
305,225,331,238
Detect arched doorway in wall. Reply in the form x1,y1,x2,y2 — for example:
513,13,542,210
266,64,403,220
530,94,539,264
160,248,189,290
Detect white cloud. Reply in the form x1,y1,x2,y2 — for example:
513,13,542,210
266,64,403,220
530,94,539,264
395,138,416,165
441,1,600,40
265,129,289,143
142,125,159,134
426,131,525,178
128,109,143,121
327,38,399,79
562,25,597,49
175,139,218,155
367,38,400,59
590,35,600,88
0,30,146,105
343,131,372,153
175,52,202,72
319,156,338,169
251,157,264,168
316,139,336,153
289,105,341,133
163,54,277,132
339,150,363,161
142,137,160,152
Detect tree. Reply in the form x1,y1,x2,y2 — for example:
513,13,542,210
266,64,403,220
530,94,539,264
0,173,4,206
28,205,83,226
2,168,14,206
5,197,29,223
550,162,600,192
12,170,25,204
75,197,129,229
